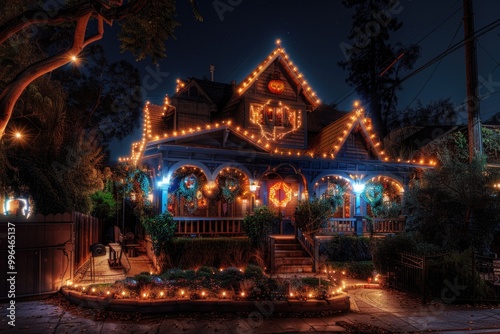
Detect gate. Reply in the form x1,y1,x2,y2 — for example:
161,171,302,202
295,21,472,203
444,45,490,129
389,252,500,304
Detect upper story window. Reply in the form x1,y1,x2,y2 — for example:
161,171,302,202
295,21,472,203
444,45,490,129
251,103,296,128
250,102,302,141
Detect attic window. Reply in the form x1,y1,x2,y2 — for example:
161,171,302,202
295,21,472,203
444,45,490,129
251,103,295,128
250,102,302,141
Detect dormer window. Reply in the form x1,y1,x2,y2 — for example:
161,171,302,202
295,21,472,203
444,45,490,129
251,103,296,128
250,102,302,141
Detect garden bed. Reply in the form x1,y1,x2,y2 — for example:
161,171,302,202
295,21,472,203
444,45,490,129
62,265,350,314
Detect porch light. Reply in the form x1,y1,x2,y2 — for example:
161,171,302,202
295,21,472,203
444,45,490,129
249,181,260,192
352,182,365,194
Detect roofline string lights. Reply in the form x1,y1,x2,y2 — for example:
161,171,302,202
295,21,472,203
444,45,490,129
236,39,321,109
119,104,437,166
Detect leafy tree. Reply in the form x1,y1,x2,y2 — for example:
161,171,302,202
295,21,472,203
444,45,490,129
339,0,420,136
294,196,343,234
403,152,500,253
388,98,458,131
0,0,201,138
242,206,278,250
91,190,116,222
421,127,500,164
52,45,142,145
142,212,177,256
1,75,105,214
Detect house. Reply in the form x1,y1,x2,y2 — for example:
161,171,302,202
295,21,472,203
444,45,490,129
123,41,433,239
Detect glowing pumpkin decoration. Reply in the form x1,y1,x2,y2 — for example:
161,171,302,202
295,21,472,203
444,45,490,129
268,79,285,95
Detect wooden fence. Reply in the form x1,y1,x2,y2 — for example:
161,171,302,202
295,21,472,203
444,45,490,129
0,212,101,299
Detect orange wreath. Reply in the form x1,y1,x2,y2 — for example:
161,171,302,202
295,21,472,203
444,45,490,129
269,182,292,208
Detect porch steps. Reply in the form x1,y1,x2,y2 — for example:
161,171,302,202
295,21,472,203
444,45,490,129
273,236,313,273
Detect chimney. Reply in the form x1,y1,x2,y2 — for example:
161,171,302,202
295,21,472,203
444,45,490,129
231,80,236,92
209,64,215,82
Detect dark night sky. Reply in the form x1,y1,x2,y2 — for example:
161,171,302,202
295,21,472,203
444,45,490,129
106,0,500,160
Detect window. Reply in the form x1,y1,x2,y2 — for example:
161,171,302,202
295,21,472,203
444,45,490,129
251,103,295,128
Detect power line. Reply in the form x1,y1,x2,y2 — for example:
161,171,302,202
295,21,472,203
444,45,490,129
398,17,500,85
400,20,463,114
332,1,463,106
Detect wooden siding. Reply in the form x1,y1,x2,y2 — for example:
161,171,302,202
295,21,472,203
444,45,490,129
174,100,213,130
336,132,372,160
254,61,298,101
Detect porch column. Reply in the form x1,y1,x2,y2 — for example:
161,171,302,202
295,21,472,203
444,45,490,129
355,193,361,215
161,189,168,214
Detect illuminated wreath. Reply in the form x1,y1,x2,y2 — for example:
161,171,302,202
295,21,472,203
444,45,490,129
178,174,198,202
361,182,384,205
217,170,246,203
269,182,293,208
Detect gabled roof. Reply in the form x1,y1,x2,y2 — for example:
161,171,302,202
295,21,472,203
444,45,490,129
146,123,270,153
232,40,321,110
174,79,216,104
310,107,387,161
307,104,347,134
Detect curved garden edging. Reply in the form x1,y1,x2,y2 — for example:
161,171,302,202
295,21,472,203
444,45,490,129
61,288,350,314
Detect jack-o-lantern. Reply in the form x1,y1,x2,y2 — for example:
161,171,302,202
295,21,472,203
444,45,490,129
268,79,285,95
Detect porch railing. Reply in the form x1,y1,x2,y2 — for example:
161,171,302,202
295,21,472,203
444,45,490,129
319,217,405,235
296,228,314,258
367,218,405,234
320,218,356,234
174,217,245,235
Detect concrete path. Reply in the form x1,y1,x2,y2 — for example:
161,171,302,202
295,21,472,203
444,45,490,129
2,251,499,333
2,285,499,333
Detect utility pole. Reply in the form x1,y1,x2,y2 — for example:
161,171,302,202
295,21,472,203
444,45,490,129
463,0,483,163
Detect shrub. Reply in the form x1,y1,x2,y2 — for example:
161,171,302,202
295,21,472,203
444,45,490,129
244,264,264,279
242,206,277,250
142,212,176,256
371,233,417,273
218,267,244,291
164,237,252,269
326,235,372,261
328,261,374,280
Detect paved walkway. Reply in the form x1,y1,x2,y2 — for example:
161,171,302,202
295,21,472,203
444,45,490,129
2,285,499,333
1,249,499,333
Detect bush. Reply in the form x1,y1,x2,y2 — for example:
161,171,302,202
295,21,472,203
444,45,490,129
142,212,176,256
218,267,244,291
242,206,278,250
164,237,253,269
244,264,264,279
326,235,372,261
371,234,417,273
329,261,374,280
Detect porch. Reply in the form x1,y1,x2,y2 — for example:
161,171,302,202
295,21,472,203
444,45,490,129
172,216,406,237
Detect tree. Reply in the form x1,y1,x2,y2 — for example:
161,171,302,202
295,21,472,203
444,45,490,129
91,190,117,222
403,152,500,253
242,206,278,250
294,196,343,235
52,45,142,145
142,212,176,256
0,74,105,214
0,0,201,138
388,98,458,131
338,0,420,136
